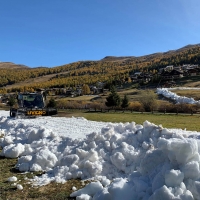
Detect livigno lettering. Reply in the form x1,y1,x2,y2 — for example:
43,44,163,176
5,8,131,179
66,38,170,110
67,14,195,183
27,111,46,115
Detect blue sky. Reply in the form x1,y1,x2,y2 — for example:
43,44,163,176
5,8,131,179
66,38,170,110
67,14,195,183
1,0,200,67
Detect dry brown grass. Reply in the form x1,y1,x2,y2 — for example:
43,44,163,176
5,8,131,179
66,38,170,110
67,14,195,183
0,155,89,200
172,89,200,100
0,62,28,69
183,81,200,87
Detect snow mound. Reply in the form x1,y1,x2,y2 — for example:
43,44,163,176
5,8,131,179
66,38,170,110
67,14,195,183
157,88,200,104
1,111,200,199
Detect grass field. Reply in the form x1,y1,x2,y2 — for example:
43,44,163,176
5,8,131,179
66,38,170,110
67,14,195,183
57,110,200,131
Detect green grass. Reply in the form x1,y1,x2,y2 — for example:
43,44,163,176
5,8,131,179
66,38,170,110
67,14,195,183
58,110,200,131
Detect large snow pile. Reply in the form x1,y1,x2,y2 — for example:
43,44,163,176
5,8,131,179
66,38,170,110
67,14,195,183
157,88,200,105
1,111,200,199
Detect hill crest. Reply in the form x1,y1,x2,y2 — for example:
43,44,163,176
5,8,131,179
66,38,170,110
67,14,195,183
0,62,29,69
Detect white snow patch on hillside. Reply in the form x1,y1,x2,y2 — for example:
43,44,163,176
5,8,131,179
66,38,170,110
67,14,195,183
157,87,200,105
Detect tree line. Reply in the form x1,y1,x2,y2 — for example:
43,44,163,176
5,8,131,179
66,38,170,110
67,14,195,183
5,86,199,115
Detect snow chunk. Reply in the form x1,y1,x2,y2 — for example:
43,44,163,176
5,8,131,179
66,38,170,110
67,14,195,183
149,185,194,200
158,138,200,165
70,181,103,197
97,178,137,200
181,161,200,180
17,184,23,190
165,169,184,187
31,149,58,171
72,186,77,191
76,194,92,200
2,143,25,158
110,152,126,171
7,176,17,182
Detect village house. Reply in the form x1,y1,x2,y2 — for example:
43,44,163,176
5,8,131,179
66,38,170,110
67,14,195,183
187,68,199,76
165,65,174,71
161,69,184,80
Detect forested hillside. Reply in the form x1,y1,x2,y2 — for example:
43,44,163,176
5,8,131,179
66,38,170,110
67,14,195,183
0,44,200,92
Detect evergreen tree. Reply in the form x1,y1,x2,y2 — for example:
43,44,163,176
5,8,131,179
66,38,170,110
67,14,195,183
7,96,16,107
121,94,129,109
47,98,57,108
105,86,121,108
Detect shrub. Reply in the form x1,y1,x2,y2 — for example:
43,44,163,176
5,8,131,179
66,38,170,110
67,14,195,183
88,102,105,111
128,101,143,112
56,99,68,109
138,90,158,112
